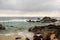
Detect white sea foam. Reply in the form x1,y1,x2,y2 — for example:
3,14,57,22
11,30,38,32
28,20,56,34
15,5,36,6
0,19,27,22
0,33,14,36
0,32,34,38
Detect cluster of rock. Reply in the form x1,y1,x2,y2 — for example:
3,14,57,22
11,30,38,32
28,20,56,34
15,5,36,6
28,24,60,40
41,17,57,23
27,17,57,23
28,24,60,34
0,24,15,30
27,18,40,22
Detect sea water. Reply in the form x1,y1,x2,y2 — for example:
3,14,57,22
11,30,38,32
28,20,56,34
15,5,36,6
0,17,60,34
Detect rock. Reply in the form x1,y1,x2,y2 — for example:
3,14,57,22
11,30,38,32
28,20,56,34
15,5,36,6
15,37,21,40
10,26,14,27
33,34,43,40
40,17,57,23
28,26,45,34
47,24,60,29
27,19,35,22
36,21,40,22
0,24,5,30
28,24,60,34
27,18,41,22
28,27,33,32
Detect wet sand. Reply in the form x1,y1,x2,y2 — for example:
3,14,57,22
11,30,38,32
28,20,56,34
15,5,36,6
0,32,34,40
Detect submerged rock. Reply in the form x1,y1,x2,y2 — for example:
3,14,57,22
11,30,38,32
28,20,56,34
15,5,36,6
10,26,14,27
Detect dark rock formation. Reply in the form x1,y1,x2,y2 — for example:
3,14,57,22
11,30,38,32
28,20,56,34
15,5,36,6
33,34,43,40
27,18,41,22
28,24,60,34
15,37,21,40
27,17,58,23
35,18,40,22
0,24,5,30
10,26,14,27
27,20,35,22
40,17,57,23
36,21,40,22
44,36,51,40
46,24,60,29
28,26,45,34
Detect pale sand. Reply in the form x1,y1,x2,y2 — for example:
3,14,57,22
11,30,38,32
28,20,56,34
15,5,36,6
0,32,34,40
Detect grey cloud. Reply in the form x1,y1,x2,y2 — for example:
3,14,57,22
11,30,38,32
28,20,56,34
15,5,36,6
0,0,60,12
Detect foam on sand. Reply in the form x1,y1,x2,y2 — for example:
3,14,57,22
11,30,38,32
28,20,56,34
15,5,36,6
0,32,34,40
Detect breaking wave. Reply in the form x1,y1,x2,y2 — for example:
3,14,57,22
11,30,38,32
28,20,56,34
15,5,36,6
0,19,27,22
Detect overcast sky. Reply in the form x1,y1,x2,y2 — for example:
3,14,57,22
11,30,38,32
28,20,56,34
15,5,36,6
0,0,60,17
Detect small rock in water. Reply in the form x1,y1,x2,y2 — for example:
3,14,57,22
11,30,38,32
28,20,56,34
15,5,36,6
10,26,14,27
0,24,5,30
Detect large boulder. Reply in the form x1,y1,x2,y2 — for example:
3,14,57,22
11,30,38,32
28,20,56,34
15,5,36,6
28,26,45,34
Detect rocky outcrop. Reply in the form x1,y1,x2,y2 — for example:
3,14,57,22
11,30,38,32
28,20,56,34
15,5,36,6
0,24,5,30
28,24,60,34
27,17,57,23
27,18,41,22
28,26,45,34
27,19,35,22
40,17,57,23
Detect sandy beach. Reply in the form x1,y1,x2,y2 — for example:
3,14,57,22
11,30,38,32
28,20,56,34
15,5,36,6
0,32,34,40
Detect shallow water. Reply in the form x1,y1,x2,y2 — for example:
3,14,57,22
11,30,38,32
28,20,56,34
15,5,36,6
0,22,51,34
0,17,60,34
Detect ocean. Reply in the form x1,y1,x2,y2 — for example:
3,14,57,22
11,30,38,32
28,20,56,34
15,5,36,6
0,17,60,34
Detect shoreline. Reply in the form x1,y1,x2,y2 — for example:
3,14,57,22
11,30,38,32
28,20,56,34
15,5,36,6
0,31,34,40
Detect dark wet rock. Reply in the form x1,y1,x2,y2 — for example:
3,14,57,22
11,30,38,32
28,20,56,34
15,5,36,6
36,21,40,22
43,35,51,40
28,27,33,32
10,26,14,27
37,18,40,20
40,17,57,23
28,24,60,34
27,18,41,22
28,26,45,34
27,19,35,22
0,24,5,30
46,24,60,29
35,18,40,22
15,37,21,40
27,17,58,23
28,24,60,40
33,34,43,40
26,38,30,40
